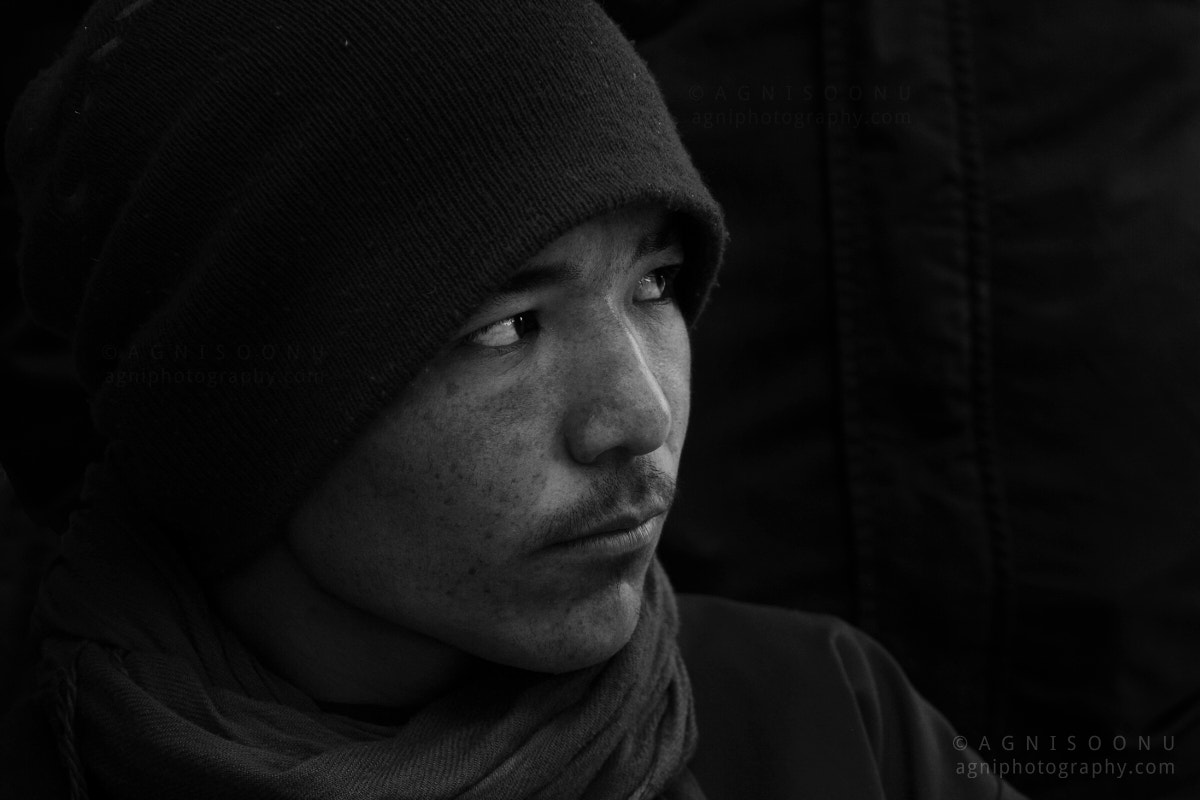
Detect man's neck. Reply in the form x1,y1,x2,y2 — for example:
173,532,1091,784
208,541,481,712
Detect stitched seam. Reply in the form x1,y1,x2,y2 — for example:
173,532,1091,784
945,0,1013,734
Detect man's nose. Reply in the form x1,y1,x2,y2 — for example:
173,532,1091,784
563,320,673,465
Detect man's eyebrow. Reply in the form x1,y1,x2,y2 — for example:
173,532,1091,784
633,219,683,261
465,263,583,320
488,262,586,298
473,219,685,316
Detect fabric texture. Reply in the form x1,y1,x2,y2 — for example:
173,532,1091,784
677,595,1029,800
29,454,702,800
6,0,725,575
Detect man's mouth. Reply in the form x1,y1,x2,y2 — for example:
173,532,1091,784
531,461,677,556
542,507,667,554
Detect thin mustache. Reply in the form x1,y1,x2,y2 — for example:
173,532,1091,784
532,461,676,549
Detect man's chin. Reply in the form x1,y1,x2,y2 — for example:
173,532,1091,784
466,577,647,674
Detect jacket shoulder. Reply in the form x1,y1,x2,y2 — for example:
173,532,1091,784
676,594,1021,800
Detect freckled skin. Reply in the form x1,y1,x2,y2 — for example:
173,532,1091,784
220,205,696,700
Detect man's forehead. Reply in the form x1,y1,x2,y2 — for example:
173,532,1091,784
504,207,683,287
537,205,679,258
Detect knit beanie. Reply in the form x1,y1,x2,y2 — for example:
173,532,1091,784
7,0,725,574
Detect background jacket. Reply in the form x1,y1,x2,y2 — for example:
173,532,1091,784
678,594,1026,799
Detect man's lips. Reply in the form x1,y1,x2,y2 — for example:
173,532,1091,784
542,507,668,552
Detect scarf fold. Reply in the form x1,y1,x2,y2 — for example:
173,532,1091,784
34,458,704,800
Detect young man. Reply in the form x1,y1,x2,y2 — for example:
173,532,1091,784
2,0,1023,797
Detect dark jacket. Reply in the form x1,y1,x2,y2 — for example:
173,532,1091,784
678,594,1021,798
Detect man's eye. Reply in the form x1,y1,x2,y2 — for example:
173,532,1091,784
466,311,539,349
633,266,682,303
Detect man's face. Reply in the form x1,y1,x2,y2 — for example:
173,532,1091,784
287,204,690,673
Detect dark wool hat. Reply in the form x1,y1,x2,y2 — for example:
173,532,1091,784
7,0,726,573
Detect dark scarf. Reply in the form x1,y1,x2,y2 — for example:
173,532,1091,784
34,462,704,799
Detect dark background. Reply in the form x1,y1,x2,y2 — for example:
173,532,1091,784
3,1,103,531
